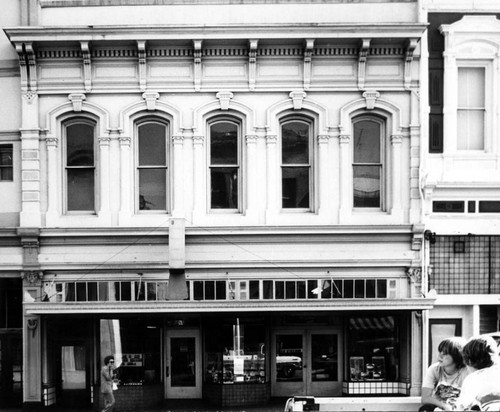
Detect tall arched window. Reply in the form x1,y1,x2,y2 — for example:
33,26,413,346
136,119,169,211
353,117,384,208
64,118,96,212
281,118,312,209
209,118,240,210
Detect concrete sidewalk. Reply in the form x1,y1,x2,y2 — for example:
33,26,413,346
0,398,287,412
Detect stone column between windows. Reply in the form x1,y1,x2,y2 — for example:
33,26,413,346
172,135,185,218
182,130,194,218
317,134,330,218
192,135,205,220
338,134,351,222
390,134,403,216
98,135,111,220
245,134,258,217
265,134,278,219
45,137,58,222
118,135,132,221
20,127,42,227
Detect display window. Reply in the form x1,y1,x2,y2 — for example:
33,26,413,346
204,318,266,384
99,318,161,385
347,315,399,381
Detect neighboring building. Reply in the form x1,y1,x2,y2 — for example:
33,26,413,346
419,0,500,368
0,0,23,408
1,0,433,409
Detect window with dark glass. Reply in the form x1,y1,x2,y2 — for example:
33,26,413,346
137,120,169,211
281,119,311,209
209,119,240,210
204,318,265,384
65,120,96,211
353,118,383,208
0,145,13,181
100,318,161,385
348,315,399,382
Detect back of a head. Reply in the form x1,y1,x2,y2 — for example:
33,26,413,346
463,336,498,370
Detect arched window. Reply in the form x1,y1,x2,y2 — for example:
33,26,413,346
136,119,169,212
353,117,384,209
281,118,312,209
64,118,96,212
208,118,241,210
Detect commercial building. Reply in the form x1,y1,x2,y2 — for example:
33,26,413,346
0,0,448,409
420,0,500,366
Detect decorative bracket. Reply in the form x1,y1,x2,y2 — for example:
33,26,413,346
25,43,37,93
27,318,38,337
248,39,258,91
362,89,380,110
358,39,371,90
68,93,86,112
411,225,425,251
137,40,147,92
16,42,37,96
289,90,307,110
21,271,43,286
406,267,422,283
404,38,418,89
142,91,160,111
193,40,203,92
216,90,234,110
15,43,28,92
81,41,92,92
303,39,315,91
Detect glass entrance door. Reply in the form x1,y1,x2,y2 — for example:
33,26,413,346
165,329,201,399
272,329,342,397
59,344,89,407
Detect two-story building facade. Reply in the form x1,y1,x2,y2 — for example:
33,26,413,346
419,0,500,367
1,0,434,409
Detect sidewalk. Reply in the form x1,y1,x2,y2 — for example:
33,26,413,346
0,398,287,412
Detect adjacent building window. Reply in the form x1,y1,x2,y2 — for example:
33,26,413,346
281,118,312,209
137,119,169,211
457,66,485,150
64,119,96,212
0,145,13,181
209,118,240,210
353,117,383,208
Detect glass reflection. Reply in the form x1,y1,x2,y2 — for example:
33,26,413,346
276,334,303,382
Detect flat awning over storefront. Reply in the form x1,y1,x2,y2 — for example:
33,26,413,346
25,297,436,315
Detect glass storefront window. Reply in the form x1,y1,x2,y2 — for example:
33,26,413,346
100,319,161,385
347,315,399,382
204,318,266,384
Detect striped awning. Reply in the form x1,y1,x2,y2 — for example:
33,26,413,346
349,316,394,331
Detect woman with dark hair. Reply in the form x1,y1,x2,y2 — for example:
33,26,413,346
101,355,116,412
454,335,500,411
419,337,469,411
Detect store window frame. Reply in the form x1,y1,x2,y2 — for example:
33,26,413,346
207,116,242,213
280,116,314,211
352,115,386,210
0,144,13,182
63,117,97,214
135,117,171,213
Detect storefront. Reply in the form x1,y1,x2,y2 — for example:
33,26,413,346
31,286,432,410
